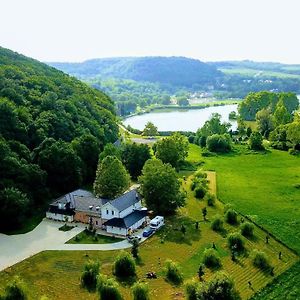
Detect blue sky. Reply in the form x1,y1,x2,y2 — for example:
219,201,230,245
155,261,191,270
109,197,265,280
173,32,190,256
1,0,300,63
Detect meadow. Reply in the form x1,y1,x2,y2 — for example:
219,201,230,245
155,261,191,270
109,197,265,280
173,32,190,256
0,152,298,299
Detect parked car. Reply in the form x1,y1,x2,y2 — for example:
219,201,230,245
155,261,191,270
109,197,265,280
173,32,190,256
150,216,164,230
143,227,155,237
127,235,141,243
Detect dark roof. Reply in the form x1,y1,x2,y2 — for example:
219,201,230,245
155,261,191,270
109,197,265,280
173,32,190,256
108,189,140,212
104,210,147,228
51,189,93,209
74,196,108,213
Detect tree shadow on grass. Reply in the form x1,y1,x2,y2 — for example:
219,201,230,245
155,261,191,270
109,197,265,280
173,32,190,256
158,215,202,245
135,256,145,267
115,275,137,287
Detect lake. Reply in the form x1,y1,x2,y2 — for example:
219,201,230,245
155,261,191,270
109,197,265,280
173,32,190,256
123,104,238,132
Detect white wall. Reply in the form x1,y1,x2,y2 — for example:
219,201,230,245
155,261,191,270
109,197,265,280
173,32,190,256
46,212,73,222
106,226,127,236
101,203,120,219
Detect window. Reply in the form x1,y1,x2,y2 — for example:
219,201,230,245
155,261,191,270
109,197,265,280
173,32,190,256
106,209,109,215
95,221,98,225
112,210,114,215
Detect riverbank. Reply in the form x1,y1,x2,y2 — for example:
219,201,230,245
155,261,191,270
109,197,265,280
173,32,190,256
121,99,241,120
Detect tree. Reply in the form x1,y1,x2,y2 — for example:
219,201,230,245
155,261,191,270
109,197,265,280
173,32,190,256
139,159,185,215
81,260,100,290
206,134,231,153
2,276,27,300
164,259,183,285
155,132,189,167
121,143,151,179
72,134,101,183
227,232,245,253
37,140,82,193
0,188,30,229
142,122,158,136
196,113,231,146
249,131,264,150
132,282,150,300
225,209,238,225
256,108,274,138
240,222,255,238
211,215,224,232
177,97,189,106
273,99,292,126
93,156,130,199
131,239,139,258
287,121,300,150
99,143,121,161
198,264,205,280
202,249,221,269
114,251,136,279
98,277,122,300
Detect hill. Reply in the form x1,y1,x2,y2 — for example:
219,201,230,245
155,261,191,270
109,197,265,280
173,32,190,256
0,46,118,232
49,56,223,88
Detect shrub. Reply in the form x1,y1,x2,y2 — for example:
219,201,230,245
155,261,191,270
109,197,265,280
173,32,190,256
132,282,150,300
227,232,245,252
225,209,238,225
211,215,224,232
98,278,122,300
114,251,136,279
202,248,221,269
165,259,183,285
194,185,207,199
206,134,232,153
249,131,264,150
252,250,272,272
240,222,255,238
185,280,199,300
81,260,100,290
3,276,27,300
205,193,216,206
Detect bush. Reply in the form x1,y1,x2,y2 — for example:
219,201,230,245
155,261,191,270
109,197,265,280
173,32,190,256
240,222,255,238
252,250,272,272
205,193,216,206
98,277,122,300
81,260,100,290
206,134,232,153
227,232,245,252
165,259,183,285
249,131,264,150
114,251,136,279
185,280,199,300
2,276,27,300
194,185,207,199
211,215,224,232
225,209,238,225
202,248,222,269
132,282,150,300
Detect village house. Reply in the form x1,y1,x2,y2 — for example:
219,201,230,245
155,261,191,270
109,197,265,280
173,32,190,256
46,188,148,236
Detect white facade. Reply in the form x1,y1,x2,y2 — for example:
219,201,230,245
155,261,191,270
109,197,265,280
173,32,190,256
106,216,147,236
46,212,74,222
119,201,142,218
101,200,142,220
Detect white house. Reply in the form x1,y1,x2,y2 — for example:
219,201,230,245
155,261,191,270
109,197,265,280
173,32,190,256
102,189,147,236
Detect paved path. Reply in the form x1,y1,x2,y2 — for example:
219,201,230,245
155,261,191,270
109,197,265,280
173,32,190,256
0,219,84,271
0,219,147,271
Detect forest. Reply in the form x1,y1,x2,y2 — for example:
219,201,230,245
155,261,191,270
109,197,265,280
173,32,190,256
0,46,118,231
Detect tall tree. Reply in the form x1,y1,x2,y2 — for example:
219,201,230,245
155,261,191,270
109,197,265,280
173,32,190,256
273,99,292,127
139,159,185,215
121,142,151,179
142,122,158,136
287,121,300,150
256,108,274,138
93,156,130,199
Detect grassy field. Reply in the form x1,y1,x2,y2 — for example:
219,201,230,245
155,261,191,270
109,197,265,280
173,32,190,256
0,160,297,299
219,68,300,79
200,146,300,254
66,230,123,244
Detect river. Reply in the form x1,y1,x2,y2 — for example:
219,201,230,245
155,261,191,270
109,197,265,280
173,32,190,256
123,104,238,132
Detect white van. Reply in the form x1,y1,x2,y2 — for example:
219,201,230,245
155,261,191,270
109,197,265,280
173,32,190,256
150,216,164,230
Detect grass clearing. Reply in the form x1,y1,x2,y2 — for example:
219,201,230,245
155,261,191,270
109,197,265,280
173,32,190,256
67,230,124,244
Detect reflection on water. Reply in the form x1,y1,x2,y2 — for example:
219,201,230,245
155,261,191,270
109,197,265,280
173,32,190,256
123,104,238,132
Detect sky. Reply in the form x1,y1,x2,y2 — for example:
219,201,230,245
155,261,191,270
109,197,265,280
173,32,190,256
1,0,300,63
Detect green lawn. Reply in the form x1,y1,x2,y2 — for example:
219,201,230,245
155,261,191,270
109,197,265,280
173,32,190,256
201,146,300,254
66,230,123,244
0,167,297,300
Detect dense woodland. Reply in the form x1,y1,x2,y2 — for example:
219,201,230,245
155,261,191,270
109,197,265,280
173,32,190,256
0,47,118,230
